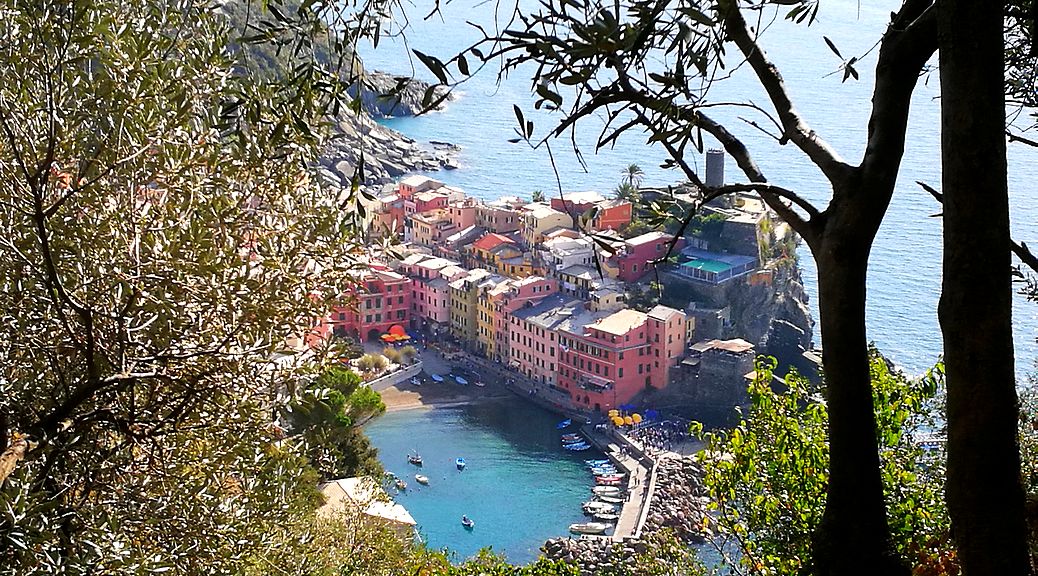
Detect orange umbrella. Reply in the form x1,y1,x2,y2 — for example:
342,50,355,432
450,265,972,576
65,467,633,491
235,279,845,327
624,416,634,425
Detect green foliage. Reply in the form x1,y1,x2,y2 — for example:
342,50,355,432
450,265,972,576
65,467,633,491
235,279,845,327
697,353,954,575
614,181,642,204
383,346,404,364
399,345,419,364
287,366,385,479
357,353,390,374
627,282,661,312
445,550,579,576
620,218,654,239
532,190,547,203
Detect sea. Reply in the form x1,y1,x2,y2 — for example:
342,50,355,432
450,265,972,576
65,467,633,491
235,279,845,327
364,399,606,564
358,0,1038,378
358,0,1038,564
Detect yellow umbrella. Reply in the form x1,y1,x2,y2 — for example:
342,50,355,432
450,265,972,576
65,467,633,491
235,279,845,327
631,413,642,424
624,416,634,425
608,409,619,417
611,416,625,426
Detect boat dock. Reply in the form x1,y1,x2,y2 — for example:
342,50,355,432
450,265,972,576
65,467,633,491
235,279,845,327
580,425,655,540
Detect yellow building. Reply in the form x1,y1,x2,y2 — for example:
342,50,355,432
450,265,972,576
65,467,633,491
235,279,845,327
476,278,508,359
449,269,491,345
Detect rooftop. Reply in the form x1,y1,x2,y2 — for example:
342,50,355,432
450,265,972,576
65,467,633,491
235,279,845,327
399,175,441,188
472,232,516,252
680,259,733,274
558,191,606,205
512,295,584,330
413,190,449,203
626,230,672,247
590,308,647,336
523,202,567,220
693,338,755,354
647,304,683,321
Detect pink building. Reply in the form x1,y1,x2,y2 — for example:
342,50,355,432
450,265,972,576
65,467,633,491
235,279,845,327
614,231,686,282
330,266,412,342
555,304,686,413
401,254,467,336
507,295,581,387
447,199,478,229
488,276,559,362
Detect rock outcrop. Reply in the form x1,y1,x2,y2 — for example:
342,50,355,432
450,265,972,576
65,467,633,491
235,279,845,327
320,112,460,188
353,71,454,118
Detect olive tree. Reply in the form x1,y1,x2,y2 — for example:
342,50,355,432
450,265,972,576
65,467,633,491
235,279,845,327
0,0,385,571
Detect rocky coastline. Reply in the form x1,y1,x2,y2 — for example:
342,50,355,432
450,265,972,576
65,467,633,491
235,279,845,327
541,455,710,575
320,74,460,189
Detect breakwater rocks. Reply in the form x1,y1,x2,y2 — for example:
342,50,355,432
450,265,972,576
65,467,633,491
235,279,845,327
319,113,460,187
541,456,709,575
642,457,709,542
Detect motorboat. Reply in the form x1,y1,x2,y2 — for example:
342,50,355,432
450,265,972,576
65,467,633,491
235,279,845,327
597,495,624,504
461,515,475,529
395,478,408,491
455,376,469,385
593,512,619,523
591,466,618,474
563,442,591,451
456,458,466,470
407,453,423,466
431,374,444,383
474,380,485,387
415,474,430,485
582,501,616,514
585,459,611,467
569,522,610,535
556,419,572,429
592,486,622,496
596,476,624,485
562,437,586,445
561,433,583,442
410,376,421,387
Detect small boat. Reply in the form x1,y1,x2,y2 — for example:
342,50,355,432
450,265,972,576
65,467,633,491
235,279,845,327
431,374,444,383
456,458,466,470
461,515,475,529
561,433,583,442
569,522,610,535
415,474,429,485
556,419,572,429
407,453,423,466
410,376,421,387
585,459,611,466
395,478,408,491
596,476,624,486
564,443,591,451
597,495,624,504
562,437,586,445
582,501,616,514
593,486,622,496
456,376,469,385
593,512,619,522
592,467,618,475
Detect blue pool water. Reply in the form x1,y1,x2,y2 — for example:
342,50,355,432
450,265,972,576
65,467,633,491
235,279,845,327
364,400,606,564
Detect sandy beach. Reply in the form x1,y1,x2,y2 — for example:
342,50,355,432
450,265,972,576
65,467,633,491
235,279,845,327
379,371,512,413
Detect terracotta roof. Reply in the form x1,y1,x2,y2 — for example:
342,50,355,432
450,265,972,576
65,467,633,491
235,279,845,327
472,233,516,252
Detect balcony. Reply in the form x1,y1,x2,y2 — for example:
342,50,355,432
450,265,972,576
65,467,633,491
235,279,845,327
578,373,613,391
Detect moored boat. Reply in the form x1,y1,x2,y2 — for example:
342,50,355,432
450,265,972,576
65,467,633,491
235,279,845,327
563,442,591,451
456,457,466,470
592,486,622,496
408,453,423,466
556,419,572,429
582,501,616,514
593,512,619,522
591,466,618,475
395,479,408,491
415,474,429,485
585,459,611,467
569,522,610,535
461,515,475,529
561,433,583,442
597,495,623,504
595,476,624,485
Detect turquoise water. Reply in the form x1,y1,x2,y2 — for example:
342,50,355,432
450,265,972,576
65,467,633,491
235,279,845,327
357,0,1038,377
364,400,607,564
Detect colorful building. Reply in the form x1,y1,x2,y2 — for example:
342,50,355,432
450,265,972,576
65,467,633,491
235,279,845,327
613,231,686,283
402,255,466,337
449,268,493,345
475,198,523,234
550,192,632,232
331,265,412,342
521,202,571,246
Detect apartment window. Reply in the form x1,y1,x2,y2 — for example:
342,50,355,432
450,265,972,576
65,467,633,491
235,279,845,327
655,361,659,368
365,315,372,323
654,334,660,343
604,367,610,377
619,351,624,360
638,364,644,374
397,310,405,320
618,367,624,377
639,347,644,357
655,349,660,357
550,363,555,371
375,313,381,322
338,312,346,321
550,347,555,357
365,300,372,309
398,296,404,304
594,364,600,374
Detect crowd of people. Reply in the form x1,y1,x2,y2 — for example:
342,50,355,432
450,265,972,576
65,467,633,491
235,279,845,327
628,420,691,455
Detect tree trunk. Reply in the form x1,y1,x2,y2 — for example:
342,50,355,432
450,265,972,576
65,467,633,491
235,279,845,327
812,227,906,575
939,1,1031,573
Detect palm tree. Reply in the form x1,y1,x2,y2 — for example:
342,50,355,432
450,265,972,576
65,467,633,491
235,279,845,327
531,189,546,203
621,163,644,188
613,181,640,203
